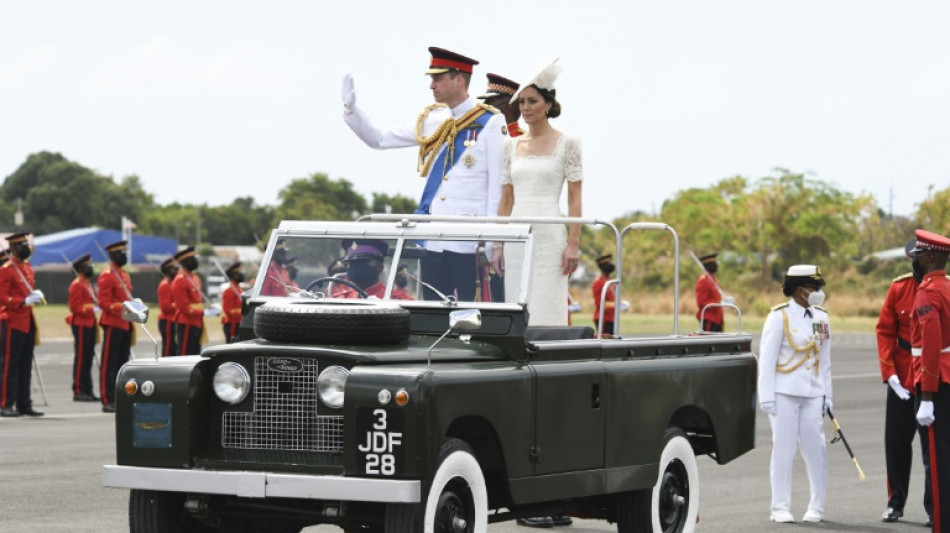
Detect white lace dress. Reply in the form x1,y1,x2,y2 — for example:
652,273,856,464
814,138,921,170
502,134,583,325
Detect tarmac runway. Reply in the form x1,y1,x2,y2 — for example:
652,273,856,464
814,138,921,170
0,334,936,532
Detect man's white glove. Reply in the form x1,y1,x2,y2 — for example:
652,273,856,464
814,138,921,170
203,306,222,317
93,306,101,314
722,296,735,306
887,374,911,400
24,289,44,305
760,401,776,415
823,397,833,414
917,400,935,426
567,302,581,313
342,74,356,110
619,300,630,312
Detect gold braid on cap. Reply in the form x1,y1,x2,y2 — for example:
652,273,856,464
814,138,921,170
416,103,498,178
776,309,820,376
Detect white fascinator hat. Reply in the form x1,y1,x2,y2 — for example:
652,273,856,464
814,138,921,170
509,57,561,104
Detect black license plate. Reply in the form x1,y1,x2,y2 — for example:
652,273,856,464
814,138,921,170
356,407,404,476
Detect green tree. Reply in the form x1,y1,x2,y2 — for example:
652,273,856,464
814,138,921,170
274,173,368,223
370,192,417,215
916,185,950,235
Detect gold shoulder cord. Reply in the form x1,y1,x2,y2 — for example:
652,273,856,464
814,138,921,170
415,104,494,178
776,309,819,375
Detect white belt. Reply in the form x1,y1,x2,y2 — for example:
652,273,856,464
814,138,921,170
911,346,950,357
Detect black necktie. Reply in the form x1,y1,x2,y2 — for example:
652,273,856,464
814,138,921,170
804,309,812,318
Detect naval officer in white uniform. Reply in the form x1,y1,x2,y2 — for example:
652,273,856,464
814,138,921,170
342,47,506,301
758,265,833,524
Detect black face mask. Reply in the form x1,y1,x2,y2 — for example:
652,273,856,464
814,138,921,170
181,257,199,271
912,255,925,283
164,267,179,280
16,245,32,260
110,251,127,267
395,274,408,288
82,265,95,277
600,262,616,276
232,273,246,283
347,262,379,287
273,249,287,265
706,263,718,275
286,266,299,281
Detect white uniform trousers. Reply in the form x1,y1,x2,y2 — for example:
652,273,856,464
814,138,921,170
768,393,828,514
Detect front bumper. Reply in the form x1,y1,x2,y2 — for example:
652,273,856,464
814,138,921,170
102,465,420,503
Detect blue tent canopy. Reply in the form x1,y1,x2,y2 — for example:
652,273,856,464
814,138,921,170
31,228,178,266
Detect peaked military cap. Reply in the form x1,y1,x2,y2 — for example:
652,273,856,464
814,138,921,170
174,246,196,261
5,232,30,244
477,73,520,100
911,229,950,254
226,261,242,274
342,239,388,261
105,240,127,252
699,253,718,264
72,253,92,270
425,47,479,75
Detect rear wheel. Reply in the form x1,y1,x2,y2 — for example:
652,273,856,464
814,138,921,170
384,439,487,533
617,427,699,533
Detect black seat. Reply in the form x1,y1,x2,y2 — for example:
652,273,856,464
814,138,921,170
524,326,596,342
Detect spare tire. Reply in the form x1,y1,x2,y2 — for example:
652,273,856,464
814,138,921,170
254,301,411,345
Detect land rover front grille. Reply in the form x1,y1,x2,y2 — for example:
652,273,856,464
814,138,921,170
221,357,343,452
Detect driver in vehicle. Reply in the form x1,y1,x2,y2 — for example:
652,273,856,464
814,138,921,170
337,239,411,300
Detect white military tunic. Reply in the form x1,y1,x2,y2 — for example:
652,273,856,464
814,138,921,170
344,97,505,254
758,299,833,517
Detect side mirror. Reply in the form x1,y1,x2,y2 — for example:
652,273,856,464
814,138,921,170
121,300,149,324
448,309,481,331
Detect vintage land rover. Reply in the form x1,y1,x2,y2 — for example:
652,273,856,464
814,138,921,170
103,216,756,533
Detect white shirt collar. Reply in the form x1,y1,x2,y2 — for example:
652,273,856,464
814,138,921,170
450,96,475,119
787,298,812,317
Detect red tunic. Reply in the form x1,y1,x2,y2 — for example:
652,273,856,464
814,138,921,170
591,274,616,324
694,273,723,325
914,270,950,392
157,278,177,321
172,271,204,328
0,258,36,333
260,263,290,296
221,281,243,325
875,273,917,390
67,275,97,328
339,282,412,300
98,263,133,330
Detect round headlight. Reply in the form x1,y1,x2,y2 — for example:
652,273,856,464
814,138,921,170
213,362,250,404
318,366,349,408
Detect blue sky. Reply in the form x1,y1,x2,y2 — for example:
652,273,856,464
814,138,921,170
2,1,947,222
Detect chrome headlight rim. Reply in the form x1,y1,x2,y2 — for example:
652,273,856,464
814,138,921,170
317,365,349,409
213,362,251,404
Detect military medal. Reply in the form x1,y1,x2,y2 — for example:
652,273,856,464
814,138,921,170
464,153,476,167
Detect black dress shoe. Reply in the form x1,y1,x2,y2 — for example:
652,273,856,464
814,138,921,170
0,408,20,417
881,507,902,522
17,408,44,417
517,517,554,528
551,516,573,527
102,404,116,413
73,393,97,402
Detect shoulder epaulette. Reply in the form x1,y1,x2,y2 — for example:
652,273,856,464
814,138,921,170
815,305,828,314
892,272,914,283
478,102,501,115
770,303,789,311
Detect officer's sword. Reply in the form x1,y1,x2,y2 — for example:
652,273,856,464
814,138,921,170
826,408,866,481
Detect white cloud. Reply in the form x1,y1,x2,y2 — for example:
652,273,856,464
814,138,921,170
0,45,61,87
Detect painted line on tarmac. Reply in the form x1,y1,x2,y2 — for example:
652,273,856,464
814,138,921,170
834,372,879,380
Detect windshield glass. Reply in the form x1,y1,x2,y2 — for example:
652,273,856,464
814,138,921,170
254,235,527,304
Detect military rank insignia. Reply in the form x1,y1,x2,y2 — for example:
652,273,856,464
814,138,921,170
463,153,476,168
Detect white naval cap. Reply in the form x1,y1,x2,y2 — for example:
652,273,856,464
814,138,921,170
786,265,821,277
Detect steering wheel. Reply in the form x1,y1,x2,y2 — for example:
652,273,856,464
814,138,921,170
305,277,369,298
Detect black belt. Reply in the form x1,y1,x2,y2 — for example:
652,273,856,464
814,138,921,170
897,336,911,352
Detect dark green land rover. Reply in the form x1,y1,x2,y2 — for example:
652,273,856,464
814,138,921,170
102,216,756,533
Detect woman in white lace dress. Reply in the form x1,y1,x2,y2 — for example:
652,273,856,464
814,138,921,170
492,60,582,326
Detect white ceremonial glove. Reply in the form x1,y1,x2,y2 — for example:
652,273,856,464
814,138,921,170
342,74,356,110
203,306,222,317
887,374,911,401
24,289,44,305
568,302,582,313
760,401,776,415
619,300,630,312
93,306,101,314
823,397,833,414
917,400,935,426
722,296,735,306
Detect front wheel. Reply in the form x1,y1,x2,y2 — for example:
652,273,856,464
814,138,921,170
129,489,211,533
617,427,699,533
384,439,488,533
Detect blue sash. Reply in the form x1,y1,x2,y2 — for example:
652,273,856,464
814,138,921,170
415,112,493,215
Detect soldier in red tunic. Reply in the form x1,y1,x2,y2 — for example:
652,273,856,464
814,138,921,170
98,240,135,413
67,253,99,402
911,229,950,532
337,240,411,300
221,262,244,343
477,72,523,138
876,239,932,523
591,254,617,337
157,257,179,357
260,239,291,296
172,246,218,355
695,253,724,332
0,232,44,417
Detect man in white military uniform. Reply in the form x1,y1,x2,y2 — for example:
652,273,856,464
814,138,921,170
758,265,833,523
342,47,506,301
